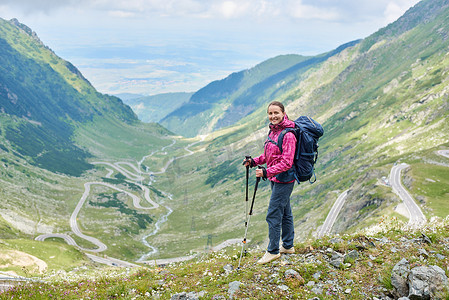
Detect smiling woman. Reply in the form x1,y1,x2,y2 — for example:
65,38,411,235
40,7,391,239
243,100,297,264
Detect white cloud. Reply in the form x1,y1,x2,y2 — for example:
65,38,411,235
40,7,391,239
89,0,207,18
0,0,84,14
0,0,421,23
385,3,403,23
384,0,420,24
288,2,340,21
220,1,238,18
108,10,136,18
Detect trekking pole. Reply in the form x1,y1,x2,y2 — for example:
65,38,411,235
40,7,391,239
238,166,262,270
238,156,251,269
244,156,251,223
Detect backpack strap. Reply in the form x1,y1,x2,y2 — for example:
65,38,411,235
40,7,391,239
277,128,297,153
265,130,278,147
265,128,297,153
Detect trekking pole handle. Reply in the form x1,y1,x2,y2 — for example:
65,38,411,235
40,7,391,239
242,155,252,166
255,166,267,180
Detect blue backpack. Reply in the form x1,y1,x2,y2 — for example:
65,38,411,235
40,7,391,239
267,116,324,184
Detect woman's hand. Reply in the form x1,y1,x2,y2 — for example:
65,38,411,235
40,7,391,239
242,157,254,167
243,159,251,167
255,166,268,178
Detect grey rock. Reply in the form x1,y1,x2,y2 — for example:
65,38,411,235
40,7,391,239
228,281,242,299
329,237,343,244
436,254,445,260
391,258,410,298
186,292,199,300
332,252,344,260
278,285,289,291
307,297,320,300
284,269,300,279
398,297,410,300
344,250,359,263
281,255,292,265
408,265,449,299
170,293,185,300
380,237,390,244
417,249,429,258
307,281,315,286
223,264,233,274
312,271,321,280
330,258,343,268
171,292,199,300
311,286,323,295
391,247,398,253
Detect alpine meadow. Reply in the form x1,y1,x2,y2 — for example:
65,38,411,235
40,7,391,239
1,0,449,299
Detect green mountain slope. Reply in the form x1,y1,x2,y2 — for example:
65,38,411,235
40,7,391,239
0,18,140,175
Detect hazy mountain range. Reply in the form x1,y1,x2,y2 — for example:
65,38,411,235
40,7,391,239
119,92,193,124
0,0,448,270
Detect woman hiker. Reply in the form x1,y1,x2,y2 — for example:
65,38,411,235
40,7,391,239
243,101,296,264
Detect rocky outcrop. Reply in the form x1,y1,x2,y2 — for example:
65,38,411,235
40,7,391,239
391,259,449,299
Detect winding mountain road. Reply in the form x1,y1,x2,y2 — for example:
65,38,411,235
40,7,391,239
317,159,435,237
437,150,449,159
316,190,349,238
389,163,426,226
35,138,208,267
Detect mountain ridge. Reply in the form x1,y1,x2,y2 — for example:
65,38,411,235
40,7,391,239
0,17,142,175
160,43,360,137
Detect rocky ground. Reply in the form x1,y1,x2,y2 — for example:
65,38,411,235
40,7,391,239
1,217,449,299
167,218,449,299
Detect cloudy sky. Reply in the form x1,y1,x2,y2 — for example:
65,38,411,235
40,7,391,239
0,0,420,96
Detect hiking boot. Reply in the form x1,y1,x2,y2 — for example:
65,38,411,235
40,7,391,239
257,252,281,264
280,245,295,254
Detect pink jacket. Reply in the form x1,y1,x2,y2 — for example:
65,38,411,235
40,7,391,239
253,115,297,183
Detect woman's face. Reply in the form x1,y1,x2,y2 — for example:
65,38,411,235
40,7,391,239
268,104,285,125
